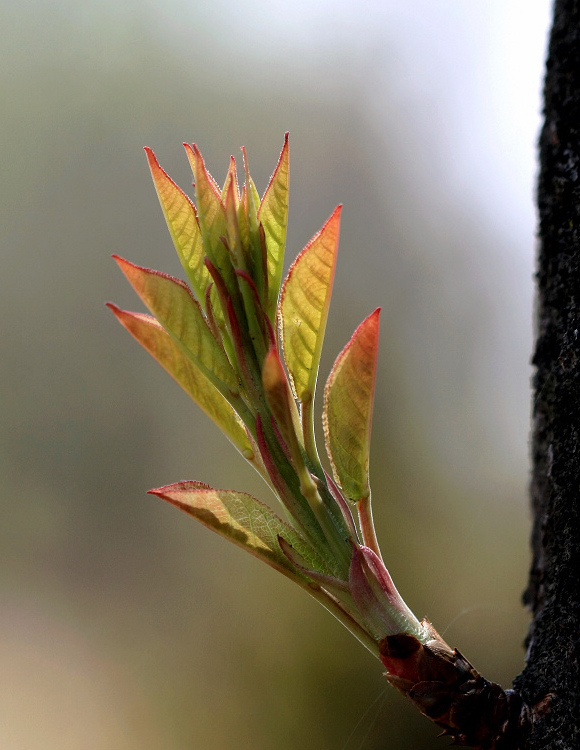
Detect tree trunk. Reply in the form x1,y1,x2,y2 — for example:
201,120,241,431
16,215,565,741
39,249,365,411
512,0,580,746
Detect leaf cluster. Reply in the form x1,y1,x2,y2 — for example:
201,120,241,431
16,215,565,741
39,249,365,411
109,136,427,652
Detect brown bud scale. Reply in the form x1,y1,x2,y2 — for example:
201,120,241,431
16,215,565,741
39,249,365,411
379,630,547,749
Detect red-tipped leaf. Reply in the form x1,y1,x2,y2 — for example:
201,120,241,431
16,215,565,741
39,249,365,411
323,308,381,502
114,255,239,396
107,303,252,455
144,147,210,304
258,133,289,317
279,205,342,404
149,481,331,580
183,143,232,287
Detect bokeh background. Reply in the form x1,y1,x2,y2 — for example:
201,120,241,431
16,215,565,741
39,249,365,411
1,1,552,748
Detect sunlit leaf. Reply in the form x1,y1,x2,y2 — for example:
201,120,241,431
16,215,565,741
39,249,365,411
221,156,239,208
236,147,268,302
113,256,239,396
258,133,289,317
148,481,332,579
247,176,261,219
183,143,229,272
241,146,261,229
262,347,302,460
279,205,341,403
323,309,380,502
107,304,252,456
237,186,251,261
223,178,242,265
144,148,210,304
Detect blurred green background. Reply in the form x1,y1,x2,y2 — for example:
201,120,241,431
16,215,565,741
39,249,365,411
1,1,551,748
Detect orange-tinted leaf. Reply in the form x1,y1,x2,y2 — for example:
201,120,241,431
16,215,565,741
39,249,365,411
144,148,210,304
107,304,252,455
258,133,289,317
149,481,331,579
279,205,341,403
262,348,302,459
323,309,381,502
221,156,239,209
113,256,239,395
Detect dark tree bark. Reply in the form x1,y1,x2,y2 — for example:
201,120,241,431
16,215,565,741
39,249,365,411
375,8,580,746
511,0,580,746
374,6,580,746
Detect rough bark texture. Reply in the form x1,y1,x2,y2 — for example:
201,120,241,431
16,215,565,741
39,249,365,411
511,0,580,746
377,5,580,746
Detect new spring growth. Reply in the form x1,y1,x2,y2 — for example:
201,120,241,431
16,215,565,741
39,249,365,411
108,134,432,659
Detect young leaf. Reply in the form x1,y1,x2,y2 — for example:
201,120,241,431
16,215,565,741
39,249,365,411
258,133,289,318
279,205,341,404
236,148,268,304
144,148,210,304
241,146,261,229
183,143,229,272
113,256,240,397
107,304,253,456
262,347,303,461
224,178,243,267
221,156,240,208
237,187,251,265
149,481,332,580
323,308,381,502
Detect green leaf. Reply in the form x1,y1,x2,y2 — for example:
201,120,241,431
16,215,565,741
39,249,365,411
144,148,210,305
183,143,232,288
113,255,240,397
258,133,289,318
237,147,268,306
148,481,332,580
237,186,251,262
322,309,381,502
241,145,261,229
248,176,261,219
223,178,243,265
279,205,341,403
107,304,253,457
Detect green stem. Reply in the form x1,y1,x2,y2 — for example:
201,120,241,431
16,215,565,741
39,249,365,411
298,471,352,575
358,494,382,560
305,582,379,657
301,395,320,470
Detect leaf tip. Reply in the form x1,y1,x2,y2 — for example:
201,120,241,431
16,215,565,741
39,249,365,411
262,347,284,392
112,253,128,269
317,203,343,242
148,480,213,499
